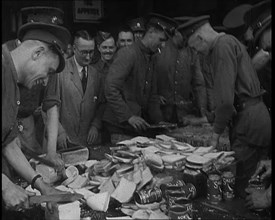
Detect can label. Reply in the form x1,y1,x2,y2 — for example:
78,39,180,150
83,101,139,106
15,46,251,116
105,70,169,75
134,187,162,204
207,174,222,204
185,183,197,199
222,171,235,200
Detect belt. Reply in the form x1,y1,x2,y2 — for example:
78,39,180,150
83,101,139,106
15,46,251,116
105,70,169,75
235,97,262,112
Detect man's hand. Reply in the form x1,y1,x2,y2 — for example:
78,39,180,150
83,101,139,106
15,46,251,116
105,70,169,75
251,160,271,181
181,116,208,126
159,96,167,105
128,116,150,131
87,126,99,144
2,182,35,211
210,132,221,150
57,132,68,150
252,49,271,71
245,188,270,210
45,152,64,173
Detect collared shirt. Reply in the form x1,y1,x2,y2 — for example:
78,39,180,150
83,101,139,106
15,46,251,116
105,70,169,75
73,56,87,79
2,44,20,147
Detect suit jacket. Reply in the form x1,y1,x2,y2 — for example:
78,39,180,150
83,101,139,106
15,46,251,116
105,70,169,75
56,56,105,146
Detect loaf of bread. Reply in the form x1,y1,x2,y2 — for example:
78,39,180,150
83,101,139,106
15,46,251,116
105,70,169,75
111,177,136,203
45,201,80,220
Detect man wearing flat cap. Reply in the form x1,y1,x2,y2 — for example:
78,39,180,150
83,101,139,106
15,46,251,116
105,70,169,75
177,15,271,198
244,0,272,114
153,16,208,125
128,17,146,41
103,13,177,137
2,6,71,213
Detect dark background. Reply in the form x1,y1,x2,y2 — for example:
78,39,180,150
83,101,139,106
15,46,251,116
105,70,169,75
2,0,261,43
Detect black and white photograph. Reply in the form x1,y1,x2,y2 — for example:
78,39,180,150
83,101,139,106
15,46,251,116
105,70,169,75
2,0,271,219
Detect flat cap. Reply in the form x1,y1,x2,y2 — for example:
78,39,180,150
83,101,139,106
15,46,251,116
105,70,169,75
223,4,252,29
128,17,146,32
244,0,271,44
177,15,210,39
146,13,178,37
18,6,71,73
96,31,113,46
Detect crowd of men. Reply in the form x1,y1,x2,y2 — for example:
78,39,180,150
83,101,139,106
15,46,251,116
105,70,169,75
2,1,271,218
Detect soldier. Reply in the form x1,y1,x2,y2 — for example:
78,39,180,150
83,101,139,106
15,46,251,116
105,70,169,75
177,15,271,198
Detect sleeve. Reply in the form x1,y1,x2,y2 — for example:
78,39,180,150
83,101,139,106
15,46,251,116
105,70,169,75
104,48,135,123
191,53,208,115
148,68,163,123
42,74,61,112
212,40,238,134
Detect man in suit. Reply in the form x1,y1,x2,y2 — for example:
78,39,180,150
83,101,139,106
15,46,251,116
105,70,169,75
44,30,105,149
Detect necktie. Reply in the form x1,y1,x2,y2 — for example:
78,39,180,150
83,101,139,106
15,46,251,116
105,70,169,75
81,67,87,93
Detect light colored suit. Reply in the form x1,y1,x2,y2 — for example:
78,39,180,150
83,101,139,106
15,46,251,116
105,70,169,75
57,56,105,147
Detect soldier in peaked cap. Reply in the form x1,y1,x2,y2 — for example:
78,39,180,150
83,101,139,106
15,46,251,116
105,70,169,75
2,6,71,213
103,13,177,139
152,15,208,126
128,17,146,41
244,1,272,114
177,15,271,198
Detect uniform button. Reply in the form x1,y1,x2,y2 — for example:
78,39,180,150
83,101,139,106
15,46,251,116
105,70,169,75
175,71,178,74
177,60,179,63
175,91,177,94
17,100,20,105
175,81,178,85
145,81,148,85
10,126,13,130
18,125,24,132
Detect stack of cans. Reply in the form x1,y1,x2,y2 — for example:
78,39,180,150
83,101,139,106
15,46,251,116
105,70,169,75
207,171,235,204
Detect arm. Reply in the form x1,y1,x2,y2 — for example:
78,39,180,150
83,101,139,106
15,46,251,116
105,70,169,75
42,74,64,169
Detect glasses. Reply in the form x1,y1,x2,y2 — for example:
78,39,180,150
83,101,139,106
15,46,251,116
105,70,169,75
75,46,94,56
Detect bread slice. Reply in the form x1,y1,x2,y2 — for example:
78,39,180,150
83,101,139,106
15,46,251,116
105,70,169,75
111,177,136,203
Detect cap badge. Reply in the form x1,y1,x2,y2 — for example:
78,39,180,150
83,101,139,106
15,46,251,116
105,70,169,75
137,22,141,27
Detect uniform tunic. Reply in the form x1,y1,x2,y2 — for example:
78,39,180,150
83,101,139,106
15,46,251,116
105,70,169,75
44,56,105,147
208,34,271,197
153,39,207,122
2,44,20,148
103,40,162,131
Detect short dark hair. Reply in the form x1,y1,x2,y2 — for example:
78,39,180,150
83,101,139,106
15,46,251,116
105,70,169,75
74,30,93,43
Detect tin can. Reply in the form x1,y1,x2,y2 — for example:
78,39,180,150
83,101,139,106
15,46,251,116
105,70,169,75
169,198,193,220
184,183,197,199
247,179,265,212
134,187,162,204
207,174,222,204
160,180,186,199
222,171,235,200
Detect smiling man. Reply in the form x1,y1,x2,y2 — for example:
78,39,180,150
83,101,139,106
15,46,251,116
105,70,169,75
103,13,178,137
46,30,105,149
116,26,134,49
93,31,117,81
2,7,71,214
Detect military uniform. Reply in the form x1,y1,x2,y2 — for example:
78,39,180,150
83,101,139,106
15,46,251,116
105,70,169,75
103,40,163,135
178,16,271,198
153,39,207,123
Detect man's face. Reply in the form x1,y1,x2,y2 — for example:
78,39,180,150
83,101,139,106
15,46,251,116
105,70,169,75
98,37,116,62
134,31,145,41
117,31,134,48
73,37,95,66
25,47,59,89
149,29,167,53
188,34,208,55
